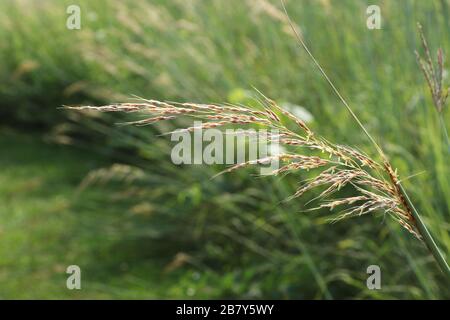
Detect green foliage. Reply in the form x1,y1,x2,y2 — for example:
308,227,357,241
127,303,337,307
0,0,449,298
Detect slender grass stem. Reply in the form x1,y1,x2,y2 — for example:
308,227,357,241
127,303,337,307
280,0,450,280
438,113,450,153
399,183,450,279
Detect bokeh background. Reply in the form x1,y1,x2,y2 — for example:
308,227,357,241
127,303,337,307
0,0,449,299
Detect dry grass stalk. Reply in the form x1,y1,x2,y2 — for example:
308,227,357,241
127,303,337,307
415,23,448,113
67,4,450,279
67,94,422,240
415,23,449,152
278,0,449,277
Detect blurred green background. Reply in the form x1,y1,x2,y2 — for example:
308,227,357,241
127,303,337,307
0,0,449,299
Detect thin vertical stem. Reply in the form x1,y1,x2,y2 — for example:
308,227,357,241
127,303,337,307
399,183,450,279
438,113,450,153
280,0,450,280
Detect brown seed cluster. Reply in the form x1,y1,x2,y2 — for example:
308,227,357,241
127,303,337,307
415,23,448,114
70,93,421,238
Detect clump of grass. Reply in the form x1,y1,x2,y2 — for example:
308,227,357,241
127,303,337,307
67,1,450,282
67,89,450,279
415,23,449,152
68,97,420,241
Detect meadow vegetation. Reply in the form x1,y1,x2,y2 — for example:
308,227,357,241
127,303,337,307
0,0,449,299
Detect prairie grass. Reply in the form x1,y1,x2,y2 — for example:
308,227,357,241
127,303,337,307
71,96,424,238
72,0,450,281
72,86,449,277
1,0,450,298
415,23,450,152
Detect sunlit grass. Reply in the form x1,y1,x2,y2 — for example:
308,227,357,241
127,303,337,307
0,0,448,298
